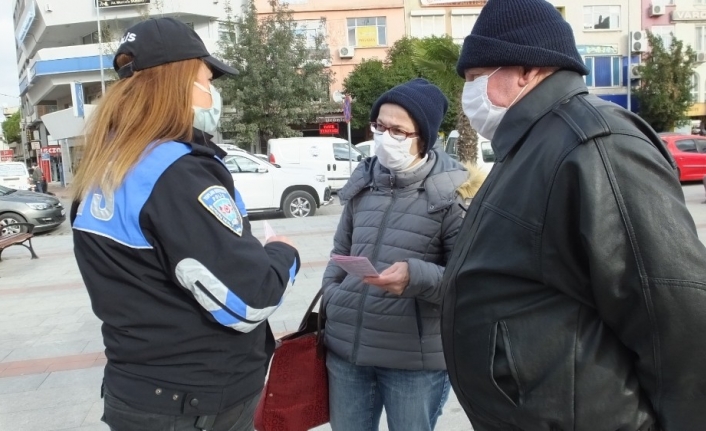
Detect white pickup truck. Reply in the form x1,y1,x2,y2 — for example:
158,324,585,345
222,148,332,218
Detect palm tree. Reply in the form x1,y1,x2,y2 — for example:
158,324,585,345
411,36,479,165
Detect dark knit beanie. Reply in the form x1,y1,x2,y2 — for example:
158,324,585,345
369,78,448,154
456,0,588,77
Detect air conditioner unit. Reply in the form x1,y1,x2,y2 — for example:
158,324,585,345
630,64,642,79
631,31,646,53
650,4,664,16
339,46,355,59
697,52,706,63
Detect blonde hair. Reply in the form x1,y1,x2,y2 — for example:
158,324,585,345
72,54,202,199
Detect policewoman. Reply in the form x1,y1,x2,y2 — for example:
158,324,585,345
70,18,300,431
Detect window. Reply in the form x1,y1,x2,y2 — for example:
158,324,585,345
82,31,99,45
583,6,620,31
410,13,445,39
219,21,238,44
226,155,261,173
696,139,706,153
675,139,697,152
583,56,622,87
347,17,387,47
294,19,326,48
333,143,362,161
697,26,706,52
480,141,495,163
692,73,700,103
651,25,674,50
451,12,479,44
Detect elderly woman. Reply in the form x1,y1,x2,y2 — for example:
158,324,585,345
321,79,484,431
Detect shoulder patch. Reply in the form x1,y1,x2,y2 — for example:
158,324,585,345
198,186,243,236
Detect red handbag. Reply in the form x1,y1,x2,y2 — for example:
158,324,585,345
254,290,328,431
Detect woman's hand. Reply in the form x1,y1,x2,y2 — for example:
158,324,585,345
363,262,410,296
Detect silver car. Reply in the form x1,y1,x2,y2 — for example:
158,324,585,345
0,186,66,235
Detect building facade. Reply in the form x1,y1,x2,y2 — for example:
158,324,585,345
254,0,406,98
402,0,642,111
12,0,240,184
641,0,706,122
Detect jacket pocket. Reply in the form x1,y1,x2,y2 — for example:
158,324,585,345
489,321,523,407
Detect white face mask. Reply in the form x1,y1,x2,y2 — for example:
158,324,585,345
193,82,222,135
462,67,527,140
373,132,418,172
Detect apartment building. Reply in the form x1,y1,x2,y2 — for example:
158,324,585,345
12,0,238,183
254,0,406,104
641,0,706,121
403,0,642,111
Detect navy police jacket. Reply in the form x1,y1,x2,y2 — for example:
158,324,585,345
71,130,300,416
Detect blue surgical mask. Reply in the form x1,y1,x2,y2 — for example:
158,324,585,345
193,82,222,135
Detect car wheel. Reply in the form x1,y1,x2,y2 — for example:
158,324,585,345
0,213,28,236
283,191,316,218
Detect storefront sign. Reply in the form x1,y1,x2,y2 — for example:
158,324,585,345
356,26,378,48
41,146,61,155
97,0,150,8
15,0,36,44
316,115,344,123
577,45,618,55
0,150,13,162
319,123,340,135
671,10,706,21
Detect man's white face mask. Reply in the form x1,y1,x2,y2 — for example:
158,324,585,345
461,67,528,140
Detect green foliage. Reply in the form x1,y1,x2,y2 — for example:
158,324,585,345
217,0,333,149
634,32,697,132
2,111,21,144
343,36,463,136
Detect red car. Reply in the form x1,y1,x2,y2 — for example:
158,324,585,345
658,133,706,181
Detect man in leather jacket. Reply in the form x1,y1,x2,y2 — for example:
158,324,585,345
441,1,706,430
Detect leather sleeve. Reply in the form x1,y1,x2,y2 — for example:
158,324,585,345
554,133,706,430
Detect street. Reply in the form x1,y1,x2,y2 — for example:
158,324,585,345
0,184,704,431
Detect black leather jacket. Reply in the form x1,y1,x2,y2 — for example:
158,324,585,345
441,71,706,431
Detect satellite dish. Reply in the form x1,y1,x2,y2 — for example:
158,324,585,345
332,91,344,103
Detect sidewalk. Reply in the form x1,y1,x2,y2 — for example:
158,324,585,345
0,214,472,431
1,184,703,431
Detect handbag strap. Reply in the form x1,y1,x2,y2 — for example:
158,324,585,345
297,287,324,331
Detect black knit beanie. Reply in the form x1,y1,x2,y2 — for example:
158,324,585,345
456,0,588,77
369,79,448,154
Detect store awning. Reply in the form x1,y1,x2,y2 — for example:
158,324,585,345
41,105,96,140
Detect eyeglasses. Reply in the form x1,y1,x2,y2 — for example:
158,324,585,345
370,122,418,142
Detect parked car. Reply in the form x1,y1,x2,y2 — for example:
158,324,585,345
0,185,66,235
267,137,363,190
444,130,495,174
658,133,706,181
0,162,32,191
223,150,332,218
355,140,373,158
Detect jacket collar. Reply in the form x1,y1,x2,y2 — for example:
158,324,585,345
339,149,469,213
182,128,227,159
492,70,589,162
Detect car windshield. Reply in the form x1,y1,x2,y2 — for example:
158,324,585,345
0,164,26,177
0,185,17,196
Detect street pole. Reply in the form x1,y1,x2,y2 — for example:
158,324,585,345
96,0,106,95
626,0,632,112
347,121,352,174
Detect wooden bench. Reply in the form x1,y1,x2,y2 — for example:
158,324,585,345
0,223,38,261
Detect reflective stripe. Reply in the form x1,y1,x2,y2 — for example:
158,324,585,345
175,258,293,333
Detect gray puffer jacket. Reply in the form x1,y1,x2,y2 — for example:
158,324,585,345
322,149,472,370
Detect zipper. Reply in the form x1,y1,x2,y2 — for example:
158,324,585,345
351,174,397,362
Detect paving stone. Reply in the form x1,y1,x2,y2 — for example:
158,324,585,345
0,373,49,395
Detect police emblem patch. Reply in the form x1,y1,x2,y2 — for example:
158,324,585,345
198,186,243,236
